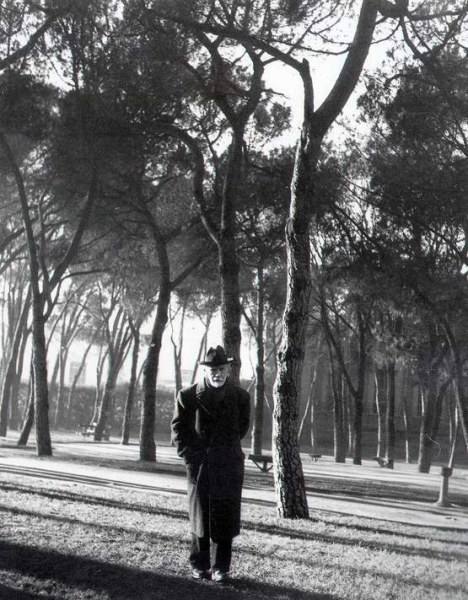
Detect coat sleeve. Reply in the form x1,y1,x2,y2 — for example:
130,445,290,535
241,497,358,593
238,389,251,440
171,388,204,462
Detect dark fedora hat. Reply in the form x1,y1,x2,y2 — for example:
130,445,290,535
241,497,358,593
199,345,234,367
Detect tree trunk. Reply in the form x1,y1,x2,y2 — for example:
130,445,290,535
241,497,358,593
66,339,93,425
401,370,411,463
385,360,396,469
94,362,117,441
49,354,60,411
17,362,35,446
251,263,265,456
140,279,170,461
418,386,433,473
54,345,69,428
374,366,386,458
121,325,140,445
271,81,326,516
169,299,186,393
298,333,322,446
331,366,346,463
219,133,244,384
443,321,468,449
0,287,31,436
32,294,52,456
10,325,30,430
190,316,211,384
0,133,96,457
352,309,366,465
448,405,459,470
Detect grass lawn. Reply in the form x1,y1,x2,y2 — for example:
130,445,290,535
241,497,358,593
0,472,467,600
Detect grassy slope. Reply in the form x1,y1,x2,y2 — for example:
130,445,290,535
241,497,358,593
0,474,467,600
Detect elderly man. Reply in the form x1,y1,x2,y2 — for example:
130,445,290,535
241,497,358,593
171,345,250,583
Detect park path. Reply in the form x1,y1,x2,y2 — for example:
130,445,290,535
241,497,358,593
0,434,467,530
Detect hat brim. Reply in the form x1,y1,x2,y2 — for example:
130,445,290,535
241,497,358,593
199,357,234,366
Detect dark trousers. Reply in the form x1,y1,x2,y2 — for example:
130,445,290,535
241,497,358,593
190,533,232,572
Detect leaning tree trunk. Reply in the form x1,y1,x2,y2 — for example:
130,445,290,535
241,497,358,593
66,338,94,426
94,363,117,442
140,282,170,461
0,131,51,456
0,287,31,436
272,125,321,518
140,220,171,461
17,362,35,446
54,345,69,428
10,324,30,430
191,315,211,384
121,325,140,445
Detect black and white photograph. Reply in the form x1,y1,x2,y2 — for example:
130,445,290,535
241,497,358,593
0,1,467,598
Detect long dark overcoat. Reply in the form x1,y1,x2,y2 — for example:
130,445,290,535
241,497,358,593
171,379,250,542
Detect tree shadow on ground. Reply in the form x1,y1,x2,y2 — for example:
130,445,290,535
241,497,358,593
1,483,467,563
0,583,50,599
4,479,465,545
0,540,339,600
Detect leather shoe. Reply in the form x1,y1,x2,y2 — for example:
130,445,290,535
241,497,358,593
212,570,229,584
191,568,210,581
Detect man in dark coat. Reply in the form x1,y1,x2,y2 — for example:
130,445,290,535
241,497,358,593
171,345,250,583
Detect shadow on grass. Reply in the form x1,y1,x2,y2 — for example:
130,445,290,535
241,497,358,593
0,540,338,600
0,583,51,599
2,477,467,553
1,495,467,567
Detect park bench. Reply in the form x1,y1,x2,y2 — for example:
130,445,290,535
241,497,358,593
248,454,273,473
309,453,322,462
373,456,393,468
80,423,110,441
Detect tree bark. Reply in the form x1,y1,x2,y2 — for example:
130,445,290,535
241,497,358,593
190,315,211,384
65,338,94,425
352,308,367,465
95,311,131,441
17,362,35,446
9,325,29,430
251,263,265,456
140,279,170,461
442,320,468,449
0,287,31,436
374,366,386,459
272,124,321,518
140,207,171,461
331,363,346,463
121,323,140,445
385,360,396,469
400,370,411,463
94,366,117,441
219,131,244,384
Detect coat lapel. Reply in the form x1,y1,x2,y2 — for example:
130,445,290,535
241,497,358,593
195,379,215,416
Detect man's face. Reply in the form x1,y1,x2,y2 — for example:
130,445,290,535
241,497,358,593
205,364,230,388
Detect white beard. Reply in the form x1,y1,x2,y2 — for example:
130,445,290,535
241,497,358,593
208,378,227,388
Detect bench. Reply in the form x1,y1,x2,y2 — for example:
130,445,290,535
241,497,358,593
309,453,322,462
373,456,392,468
248,454,273,473
80,423,110,441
